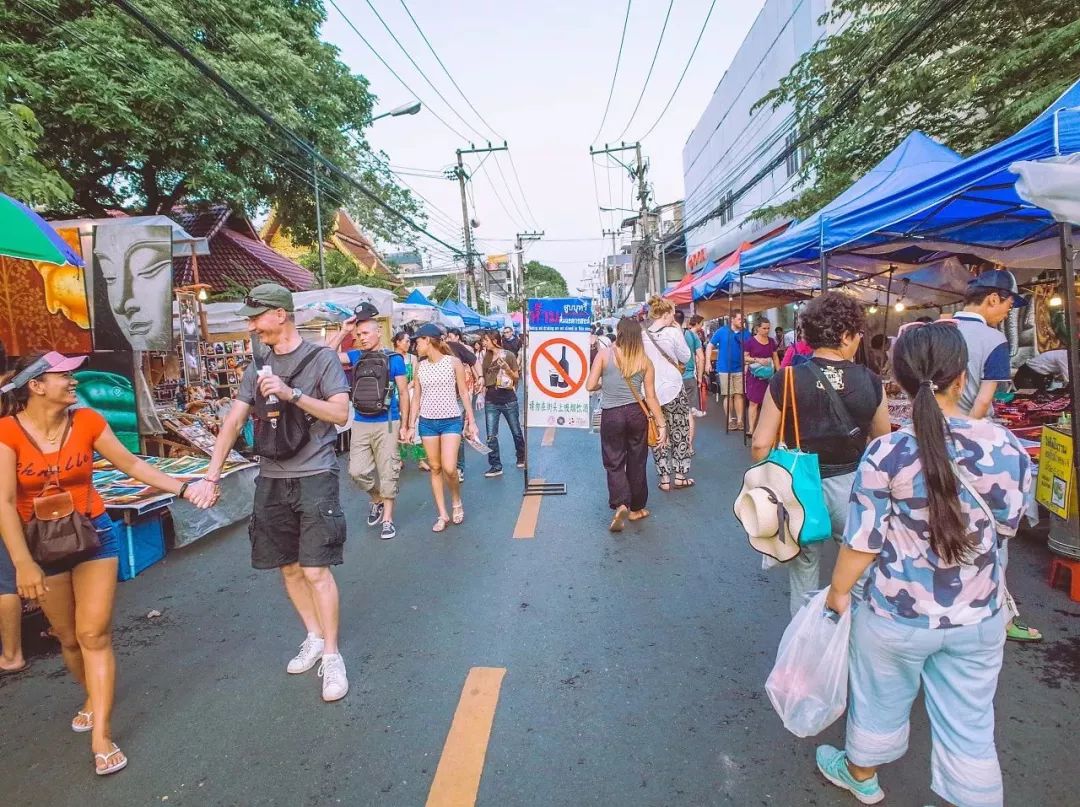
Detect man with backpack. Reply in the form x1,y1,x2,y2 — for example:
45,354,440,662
327,302,411,540
194,283,352,702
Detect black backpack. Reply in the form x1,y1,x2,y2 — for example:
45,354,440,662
351,349,392,418
251,344,324,461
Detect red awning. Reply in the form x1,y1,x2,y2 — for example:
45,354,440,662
664,242,751,305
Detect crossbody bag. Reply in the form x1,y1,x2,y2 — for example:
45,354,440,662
646,327,687,374
803,362,865,475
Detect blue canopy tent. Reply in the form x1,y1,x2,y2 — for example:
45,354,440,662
404,288,435,306
440,299,483,327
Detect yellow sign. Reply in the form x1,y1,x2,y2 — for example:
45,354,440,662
1036,426,1076,519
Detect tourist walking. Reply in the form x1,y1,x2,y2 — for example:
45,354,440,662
445,328,478,484
586,318,667,532
743,317,779,436
815,321,1030,807
327,303,411,541
706,311,747,430
677,311,706,429
750,292,891,616
0,351,211,774
408,323,478,531
643,297,693,490
393,331,430,471
478,330,525,477
196,283,352,703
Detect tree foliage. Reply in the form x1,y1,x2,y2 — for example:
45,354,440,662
0,0,422,244
753,0,1080,223
0,68,71,206
522,261,568,298
295,249,401,295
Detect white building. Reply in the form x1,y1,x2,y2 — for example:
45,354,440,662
682,0,843,271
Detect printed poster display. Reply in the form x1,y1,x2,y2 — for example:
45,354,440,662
1037,425,1076,519
526,298,593,429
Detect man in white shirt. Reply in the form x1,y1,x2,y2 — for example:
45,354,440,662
1015,348,1070,391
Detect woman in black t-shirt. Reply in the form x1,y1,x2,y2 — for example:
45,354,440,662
478,331,525,477
749,292,891,617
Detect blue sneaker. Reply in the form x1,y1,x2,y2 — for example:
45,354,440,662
816,745,884,805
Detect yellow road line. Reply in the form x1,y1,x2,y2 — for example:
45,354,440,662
541,426,556,446
425,667,507,807
512,478,544,540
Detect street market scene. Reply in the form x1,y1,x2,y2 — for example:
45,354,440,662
1,1,1079,805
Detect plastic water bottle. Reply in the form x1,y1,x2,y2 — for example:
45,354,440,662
258,366,279,428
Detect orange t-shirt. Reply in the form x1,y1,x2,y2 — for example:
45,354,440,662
0,409,107,524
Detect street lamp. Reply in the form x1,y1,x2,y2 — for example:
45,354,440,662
369,101,423,123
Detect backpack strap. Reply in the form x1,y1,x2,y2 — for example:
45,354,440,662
803,361,863,448
281,343,325,386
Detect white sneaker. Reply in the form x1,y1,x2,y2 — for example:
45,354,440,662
318,653,349,702
286,633,324,674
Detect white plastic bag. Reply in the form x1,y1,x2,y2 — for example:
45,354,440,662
765,588,851,738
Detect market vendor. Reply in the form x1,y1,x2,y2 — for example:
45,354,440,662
1014,348,1070,392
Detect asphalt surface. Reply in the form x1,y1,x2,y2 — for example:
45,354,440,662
1,412,1079,806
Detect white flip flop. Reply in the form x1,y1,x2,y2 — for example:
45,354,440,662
71,710,94,733
94,743,128,776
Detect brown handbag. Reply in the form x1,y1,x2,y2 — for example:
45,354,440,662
16,416,100,566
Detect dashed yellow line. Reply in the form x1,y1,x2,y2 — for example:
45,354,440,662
513,479,544,540
425,667,507,807
541,426,556,446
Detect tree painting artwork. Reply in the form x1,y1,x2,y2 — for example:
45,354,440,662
91,223,174,353
0,226,92,357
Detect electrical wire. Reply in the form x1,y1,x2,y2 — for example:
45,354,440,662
613,0,674,142
590,0,634,146
506,151,540,229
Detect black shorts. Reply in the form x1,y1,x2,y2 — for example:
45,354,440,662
249,471,346,569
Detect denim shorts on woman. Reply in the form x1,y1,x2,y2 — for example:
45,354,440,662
40,513,121,577
0,539,15,595
418,416,463,438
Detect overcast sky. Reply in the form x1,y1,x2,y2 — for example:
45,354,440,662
321,0,765,292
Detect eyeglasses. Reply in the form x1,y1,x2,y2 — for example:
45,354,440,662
244,296,280,311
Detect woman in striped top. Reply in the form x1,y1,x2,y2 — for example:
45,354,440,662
409,324,478,532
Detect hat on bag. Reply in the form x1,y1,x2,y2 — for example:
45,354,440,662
734,461,805,562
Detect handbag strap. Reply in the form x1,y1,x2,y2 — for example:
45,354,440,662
950,456,998,533
615,350,654,423
645,327,682,372
776,367,802,450
15,413,72,490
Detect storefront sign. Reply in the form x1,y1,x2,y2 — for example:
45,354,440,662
1037,426,1076,519
526,298,592,428
686,247,708,271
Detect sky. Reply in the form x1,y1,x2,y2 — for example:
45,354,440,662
319,0,766,294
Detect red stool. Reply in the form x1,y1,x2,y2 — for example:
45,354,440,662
1049,557,1080,603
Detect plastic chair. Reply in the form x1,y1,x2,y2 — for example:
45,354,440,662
1048,557,1080,603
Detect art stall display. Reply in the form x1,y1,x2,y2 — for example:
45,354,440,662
0,227,93,356
91,222,174,353
177,290,203,385
93,454,251,509
74,352,141,453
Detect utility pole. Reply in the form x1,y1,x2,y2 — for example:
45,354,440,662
602,227,620,315
450,142,508,310
589,142,650,306
312,155,327,289
514,231,544,307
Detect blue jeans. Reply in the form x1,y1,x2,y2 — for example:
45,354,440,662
485,399,525,471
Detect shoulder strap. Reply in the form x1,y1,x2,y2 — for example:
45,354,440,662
776,367,801,450
14,414,71,488
804,361,861,442
645,327,681,371
617,358,653,422
282,343,325,385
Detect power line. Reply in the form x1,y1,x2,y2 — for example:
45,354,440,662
108,0,465,256
493,153,530,229
590,0,634,145
506,151,540,229
635,0,719,142
613,0,674,142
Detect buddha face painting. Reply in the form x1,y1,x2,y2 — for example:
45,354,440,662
92,223,174,352
33,261,91,329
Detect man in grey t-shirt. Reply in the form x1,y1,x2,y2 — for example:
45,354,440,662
196,283,353,702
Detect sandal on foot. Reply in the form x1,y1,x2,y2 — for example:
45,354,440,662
1006,619,1043,642
72,710,94,733
432,516,450,533
628,508,650,521
674,477,696,489
0,661,29,677
658,475,672,492
452,503,465,525
94,744,127,776
609,505,629,533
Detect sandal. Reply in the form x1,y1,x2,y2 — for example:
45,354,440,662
0,661,29,677
94,743,128,776
658,475,672,492
609,505,629,533
432,516,450,533
674,477,696,489
452,503,465,525
628,508,650,521
72,709,94,733
1006,619,1043,642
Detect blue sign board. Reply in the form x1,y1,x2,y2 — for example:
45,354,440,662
527,298,593,333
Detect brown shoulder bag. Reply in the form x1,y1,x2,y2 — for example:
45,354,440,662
16,415,100,566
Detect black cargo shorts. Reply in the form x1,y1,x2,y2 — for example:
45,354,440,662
249,471,346,569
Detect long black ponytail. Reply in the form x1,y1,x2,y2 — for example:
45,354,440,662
892,323,972,564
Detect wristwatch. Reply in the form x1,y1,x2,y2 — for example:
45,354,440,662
290,387,303,403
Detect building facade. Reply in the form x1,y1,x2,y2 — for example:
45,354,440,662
682,0,841,270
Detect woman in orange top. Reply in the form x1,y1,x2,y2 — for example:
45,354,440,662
0,351,210,776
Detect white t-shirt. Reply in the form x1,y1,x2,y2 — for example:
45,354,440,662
1025,349,1070,379
643,323,692,406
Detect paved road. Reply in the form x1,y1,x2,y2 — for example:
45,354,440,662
1,414,1078,806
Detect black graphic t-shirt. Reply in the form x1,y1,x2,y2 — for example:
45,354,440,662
766,358,883,476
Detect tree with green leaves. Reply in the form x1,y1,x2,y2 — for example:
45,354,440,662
522,260,568,298
0,68,71,206
296,250,402,296
1,0,421,244
753,0,1080,223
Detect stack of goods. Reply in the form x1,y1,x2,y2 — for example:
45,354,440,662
887,395,912,427
993,393,1071,430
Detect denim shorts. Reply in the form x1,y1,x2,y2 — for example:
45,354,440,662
418,416,464,438
0,539,14,595
40,513,121,577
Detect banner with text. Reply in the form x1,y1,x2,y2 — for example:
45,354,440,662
527,298,593,429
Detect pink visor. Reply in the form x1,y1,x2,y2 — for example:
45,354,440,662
0,352,87,393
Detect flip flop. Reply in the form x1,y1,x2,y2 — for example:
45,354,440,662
628,509,650,521
72,709,94,733
94,743,128,776
609,505,629,533
1006,619,1043,642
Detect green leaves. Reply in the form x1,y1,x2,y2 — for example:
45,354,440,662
0,71,72,206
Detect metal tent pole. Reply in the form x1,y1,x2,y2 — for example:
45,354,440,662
741,273,748,445
1059,223,1080,482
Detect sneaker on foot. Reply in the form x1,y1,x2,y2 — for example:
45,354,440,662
485,468,503,478
457,469,465,483
318,653,349,702
286,633,324,674
815,745,884,805
516,460,525,469
367,501,384,527
380,521,397,540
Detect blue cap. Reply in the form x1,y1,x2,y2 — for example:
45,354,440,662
414,323,445,339
968,270,1027,307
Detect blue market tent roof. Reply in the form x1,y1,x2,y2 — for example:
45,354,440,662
439,299,483,327
738,131,962,276
821,77,1080,254
404,288,434,306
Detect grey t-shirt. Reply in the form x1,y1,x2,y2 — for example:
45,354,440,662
953,312,1011,416
238,340,349,478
